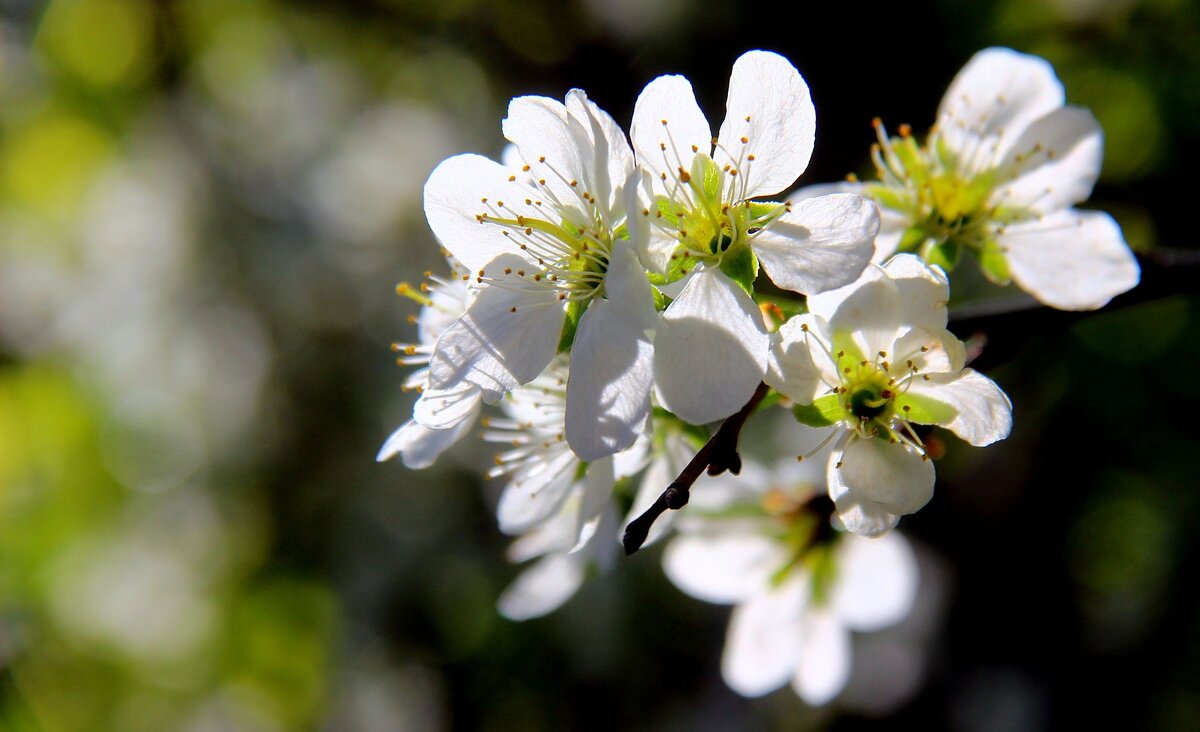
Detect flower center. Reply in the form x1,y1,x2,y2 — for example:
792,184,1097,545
840,362,896,429
650,151,788,283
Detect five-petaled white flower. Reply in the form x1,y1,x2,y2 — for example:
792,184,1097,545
663,453,918,705
377,265,482,469
766,254,1012,537
860,47,1139,310
628,50,879,425
423,90,657,461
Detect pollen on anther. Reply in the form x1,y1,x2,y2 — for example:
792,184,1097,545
503,267,512,274
509,306,517,313
747,154,755,161
524,227,532,235
508,175,516,182
740,136,748,144
661,119,668,126
835,461,843,469
538,156,546,163
660,143,666,151
691,144,699,153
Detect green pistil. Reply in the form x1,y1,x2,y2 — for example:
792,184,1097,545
849,385,890,420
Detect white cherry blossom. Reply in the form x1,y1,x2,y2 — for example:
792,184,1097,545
663,452,918,705
628,50,879,425
376,266,482,469
766,254,1012,536
487,357,651,619
423,90,656,461
858,47,1139,309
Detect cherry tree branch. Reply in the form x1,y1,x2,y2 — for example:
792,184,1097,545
622,381,770,555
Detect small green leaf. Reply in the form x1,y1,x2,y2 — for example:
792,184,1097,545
719,244,758,296
557,299,588,352
895,392,957,425
793,394,843,427
978,240,1011,284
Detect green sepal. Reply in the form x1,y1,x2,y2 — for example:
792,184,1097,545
691,153,722,203
651,285,667,312
753,294,807,319
978,240,1011,284
793,394,843,428
866,184,908,212
655,196,680,226
748,201,784,224
894,392,957,425
898,225,929,253
921,238,961,271
647,248,699,286
719,244,758,297
557,299,588,353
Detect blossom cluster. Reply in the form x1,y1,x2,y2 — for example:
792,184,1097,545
379,48,1137,705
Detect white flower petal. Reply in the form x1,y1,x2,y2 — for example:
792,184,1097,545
376,405,479,469
497,553,586,621
804,263,883,321
753,193,878,295
882,253,951,330
936,47,1065,175
663,533,787,604
502,95,589,207
1000,209,1139,310
496,450,579,535
815,267,903,359
574,456,615,544
653,268,769,425
721,577,807,697
828,436,934,518
565,246,656,461
566,300,654,461
630,74,711,190
507,498,580,563
423,154,540,272
411,381,484,429
831,532,918,632
993,106,1103,214
715,50,815,199
565,90,635,216
834,500,900,538
765,314,825,405
426,254,563,400
792,610,851,706
905,369,1013,446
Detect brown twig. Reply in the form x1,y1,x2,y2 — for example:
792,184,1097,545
622,381,770,555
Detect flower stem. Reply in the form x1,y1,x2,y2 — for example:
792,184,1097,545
623,381,770,555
